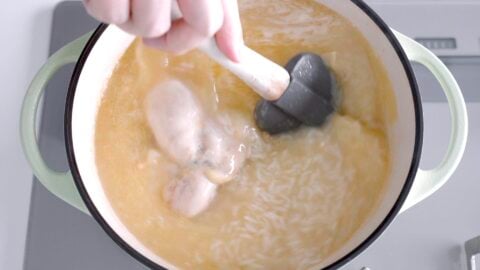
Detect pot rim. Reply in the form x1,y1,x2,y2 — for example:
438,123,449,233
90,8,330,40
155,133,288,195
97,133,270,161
64,1,423,269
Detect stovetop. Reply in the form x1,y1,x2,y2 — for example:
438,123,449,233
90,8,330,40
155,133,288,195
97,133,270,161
23,2,480,269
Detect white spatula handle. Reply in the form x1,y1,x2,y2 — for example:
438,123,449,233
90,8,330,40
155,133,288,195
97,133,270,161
172,3,290,101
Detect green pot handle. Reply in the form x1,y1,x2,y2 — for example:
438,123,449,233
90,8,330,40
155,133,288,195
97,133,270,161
20,30,468,215
20,33,92,214
394,31,469,212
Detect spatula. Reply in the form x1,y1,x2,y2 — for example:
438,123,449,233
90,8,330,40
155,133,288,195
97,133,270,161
171,5,338,135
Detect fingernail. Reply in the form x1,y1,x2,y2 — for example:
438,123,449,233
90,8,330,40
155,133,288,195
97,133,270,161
231,40,245,62
143,36,167,49
142,38,154,47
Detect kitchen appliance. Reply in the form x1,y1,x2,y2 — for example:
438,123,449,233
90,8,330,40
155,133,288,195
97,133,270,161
21,1,478,269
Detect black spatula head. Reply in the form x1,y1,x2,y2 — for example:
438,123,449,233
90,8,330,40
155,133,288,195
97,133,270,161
254,99,301,135
255,53,338,135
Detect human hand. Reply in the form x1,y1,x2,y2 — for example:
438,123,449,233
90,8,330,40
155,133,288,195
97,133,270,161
83,0,244,62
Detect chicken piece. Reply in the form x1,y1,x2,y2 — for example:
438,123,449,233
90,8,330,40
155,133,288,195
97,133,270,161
145,80,250,217
201,119,248,184
145,80,204,166
164,172,217,217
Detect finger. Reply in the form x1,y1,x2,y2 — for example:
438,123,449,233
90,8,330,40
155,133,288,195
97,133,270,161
83,0,130,24
143,19,207,54
216,0,244,62
120,0,172,38
178,0,224,37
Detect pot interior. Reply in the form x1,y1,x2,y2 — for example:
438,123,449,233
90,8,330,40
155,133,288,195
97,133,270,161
70,1,418,268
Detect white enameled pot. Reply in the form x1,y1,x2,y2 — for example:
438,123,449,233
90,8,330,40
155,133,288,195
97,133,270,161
20,1,468,269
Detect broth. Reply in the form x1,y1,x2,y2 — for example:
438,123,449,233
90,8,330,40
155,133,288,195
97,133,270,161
95,0,396,269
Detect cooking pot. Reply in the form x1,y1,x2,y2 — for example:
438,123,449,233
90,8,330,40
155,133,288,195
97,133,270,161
20,0,468,269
